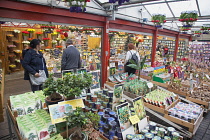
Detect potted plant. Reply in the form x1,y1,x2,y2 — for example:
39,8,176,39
57,73,92,100
36,32,43,40
151,14,166,28
22,31,30,40
66,107,100,140
27,29,35,38
51,32,58,40
43,75,64,106
43,38,50,46
179,11,198,27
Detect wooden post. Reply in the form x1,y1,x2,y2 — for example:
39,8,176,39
151,29,158,67
173,33,180,61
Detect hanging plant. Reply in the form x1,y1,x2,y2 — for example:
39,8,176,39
179,11,198,27
194,31,201,34
151,14,166,28
59,26,70,31
200,26,209,34
67,0,90,13
109,0,130,5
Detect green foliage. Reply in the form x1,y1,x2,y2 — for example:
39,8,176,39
114,86,123,98
43,75,57,96
151,14,166,24
86,112,100,129
57,73,92,98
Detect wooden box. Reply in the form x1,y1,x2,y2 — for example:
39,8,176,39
164,99,204,134
186,95,210,109
151,81,168,88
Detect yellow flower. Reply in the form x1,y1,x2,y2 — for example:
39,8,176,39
27,29,35,32
51,32,58,36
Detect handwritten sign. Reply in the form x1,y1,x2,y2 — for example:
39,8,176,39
129,115,140,125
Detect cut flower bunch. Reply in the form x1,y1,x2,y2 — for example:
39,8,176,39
22,31,29,36
27,29,35,32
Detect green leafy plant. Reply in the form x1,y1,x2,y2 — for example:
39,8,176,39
43,75,62,101
66,107,99,139
127,55,148,80
57,73,92,98
114,86,123,98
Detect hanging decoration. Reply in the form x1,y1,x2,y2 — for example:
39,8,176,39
151,14,166,28
109,0,130,5
65,0,90,13
200,26,209,34
180,27,191,34
179,11,198,27
40,24,56,33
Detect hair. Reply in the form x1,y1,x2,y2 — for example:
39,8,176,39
128,43,135,50
30,39,41,48
66,39,73,45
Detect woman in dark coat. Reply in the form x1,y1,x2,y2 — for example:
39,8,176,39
22,39,48,92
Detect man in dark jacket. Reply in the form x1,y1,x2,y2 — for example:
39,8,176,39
61,39,81,71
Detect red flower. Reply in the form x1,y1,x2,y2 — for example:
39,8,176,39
163,20,166,23
22,31,29,34
151,20,154,22
185,18,189,21
43,38,50,40
63,32,68,38
85,0,90,2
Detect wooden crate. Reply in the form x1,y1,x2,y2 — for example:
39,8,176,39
144,97,179,114
151,81,168,88
164,99,204,134
167,88,188,97
186,95,210,109
105,81,116,88
140,75,152,81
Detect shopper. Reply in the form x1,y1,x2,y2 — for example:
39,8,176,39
163,45,169,56
22,39,49,92
156,43,162,53
124,43,140,75
61,39,81,71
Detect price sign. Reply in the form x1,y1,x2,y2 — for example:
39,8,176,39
147,82,153,88
129,115,140,125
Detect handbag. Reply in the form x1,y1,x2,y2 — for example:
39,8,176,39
29,58,47,85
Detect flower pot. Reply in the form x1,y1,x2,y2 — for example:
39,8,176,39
37,35,42,40
9,57,15,63
7,36,13,42
44,41,49,46
8,47,14,53
44,32,48,38
65,95,75,101
23,35,28,41
45,95,64,107
52,44,56,48
69,132,87,140
29,32,33,38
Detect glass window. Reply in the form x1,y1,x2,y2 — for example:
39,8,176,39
144,3,173,17
197,0,210,16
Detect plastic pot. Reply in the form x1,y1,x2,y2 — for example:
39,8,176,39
69,132,87,140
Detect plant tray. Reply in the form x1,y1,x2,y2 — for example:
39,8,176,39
123,91,139,99
186,95,210,109
143,97,179,114
164,99,204,134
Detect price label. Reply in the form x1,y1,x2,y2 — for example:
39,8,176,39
129,115,140,125
147,82,153,88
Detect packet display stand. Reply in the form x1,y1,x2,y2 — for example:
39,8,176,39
164,99,204,134
143,96,179,114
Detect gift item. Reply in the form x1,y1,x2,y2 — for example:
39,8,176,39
168,102,203,122
10,91,45,116
16,109,56,140
144,89,176,107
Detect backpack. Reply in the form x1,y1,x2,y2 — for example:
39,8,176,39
129,51,138,64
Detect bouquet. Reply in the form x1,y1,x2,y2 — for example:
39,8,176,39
43,38,50,41
27,29,35,33
36,32,43,35
22,31,29,36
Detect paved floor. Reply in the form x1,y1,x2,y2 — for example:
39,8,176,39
0,74,210,140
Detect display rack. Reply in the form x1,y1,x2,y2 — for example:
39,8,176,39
138,39,152,61
159,40,175,58
177,40,189,59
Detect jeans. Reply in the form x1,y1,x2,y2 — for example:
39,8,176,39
29,80,42,93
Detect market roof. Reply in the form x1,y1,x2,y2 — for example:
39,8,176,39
3,0,210,32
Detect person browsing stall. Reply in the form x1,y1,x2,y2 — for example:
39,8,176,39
22,39,49,92
61,39,81,71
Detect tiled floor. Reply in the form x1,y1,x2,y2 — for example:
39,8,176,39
0,75,210,139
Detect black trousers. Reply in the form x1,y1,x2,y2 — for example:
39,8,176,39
124,62,136,75
29,80,42,93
